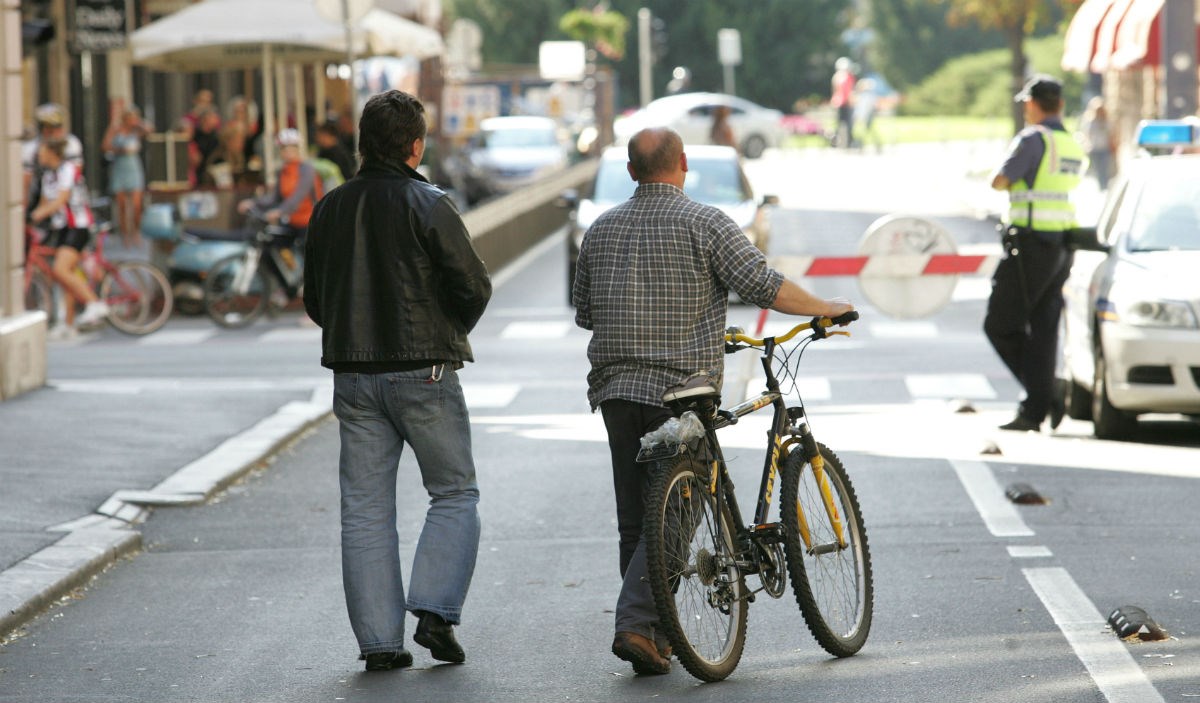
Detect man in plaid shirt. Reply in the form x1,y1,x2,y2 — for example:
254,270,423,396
573,127,853,675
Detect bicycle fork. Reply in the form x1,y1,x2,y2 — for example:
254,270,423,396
232,248,262,295
790,424,848,555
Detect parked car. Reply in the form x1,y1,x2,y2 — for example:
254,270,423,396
448,115,571,204
561,144,777,301
1058,120,1200,439
613,93,786,159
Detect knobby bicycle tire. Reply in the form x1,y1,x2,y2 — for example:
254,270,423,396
644,449,748,682
204,252,271,329
780,443,873,657
101,261,173,335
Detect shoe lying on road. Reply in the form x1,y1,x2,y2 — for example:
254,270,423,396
612,631,670,675
361,650,413,671
414,611,466,663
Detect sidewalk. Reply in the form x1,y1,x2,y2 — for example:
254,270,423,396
0,375,330,639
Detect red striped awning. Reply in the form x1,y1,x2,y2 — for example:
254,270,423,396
1063,0,1199,72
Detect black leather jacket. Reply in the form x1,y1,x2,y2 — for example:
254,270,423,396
303,160,491,371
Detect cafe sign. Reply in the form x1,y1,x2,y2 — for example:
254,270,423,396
72,0,128,53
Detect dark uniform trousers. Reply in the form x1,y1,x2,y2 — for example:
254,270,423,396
983,229,1073,424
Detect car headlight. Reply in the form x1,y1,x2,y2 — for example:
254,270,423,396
1098,295,1198,328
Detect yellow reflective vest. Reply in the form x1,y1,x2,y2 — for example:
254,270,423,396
1007,126,1086,232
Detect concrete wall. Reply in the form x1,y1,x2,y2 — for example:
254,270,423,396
0,0,49,402
463,159,597,274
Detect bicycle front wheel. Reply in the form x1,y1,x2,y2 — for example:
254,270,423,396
780,443,873,657
204,252,270,329
25,270,55,322
644,451,747,682
100,262,173,335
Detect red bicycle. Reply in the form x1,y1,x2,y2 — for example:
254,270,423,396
24,223,173,335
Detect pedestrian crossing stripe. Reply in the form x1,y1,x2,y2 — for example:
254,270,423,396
905,373,997,399
499,321,573,339
136,329,217,346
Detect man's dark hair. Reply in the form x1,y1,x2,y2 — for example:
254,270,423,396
358,90,427,167
628,128,682,181
316,121,339,138
1034,94,1063,115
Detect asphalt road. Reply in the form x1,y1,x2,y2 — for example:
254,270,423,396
2,143,1198,702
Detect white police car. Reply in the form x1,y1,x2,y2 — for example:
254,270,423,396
1059,119,1200,439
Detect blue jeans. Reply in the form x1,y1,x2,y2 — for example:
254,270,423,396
333,368,481,655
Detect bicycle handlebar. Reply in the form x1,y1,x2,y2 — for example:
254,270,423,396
725,310,859,348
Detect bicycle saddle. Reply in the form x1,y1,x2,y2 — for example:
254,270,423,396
662,374,720,404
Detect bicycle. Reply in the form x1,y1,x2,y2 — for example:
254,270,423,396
23,222,173,335
201,213,304,329
638,310,872,681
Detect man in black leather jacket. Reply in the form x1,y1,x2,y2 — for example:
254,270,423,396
304,90,492,672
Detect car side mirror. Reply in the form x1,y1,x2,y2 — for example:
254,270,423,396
1066,226,1110,253
761,194,780,207
557,188,579,209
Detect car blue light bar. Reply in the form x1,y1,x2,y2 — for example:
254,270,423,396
1135,119,1199,147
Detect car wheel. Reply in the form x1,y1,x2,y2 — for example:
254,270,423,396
1091,352,1137,439
742,135,767,159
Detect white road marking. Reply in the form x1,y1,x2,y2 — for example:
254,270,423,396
906,373,996,399
1008,545,1053,558
49,377,326,394
744,377,831,402
1024,567,1166,703
499,321,573,339
949,459,1034,537
135,329,216,346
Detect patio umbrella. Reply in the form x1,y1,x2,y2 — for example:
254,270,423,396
129,0,444,180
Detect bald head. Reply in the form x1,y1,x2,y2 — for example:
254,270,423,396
627,128,686,186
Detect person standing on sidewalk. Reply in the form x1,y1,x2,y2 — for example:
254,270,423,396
573,127,852,676
303,89,492,672
986,75,1085,432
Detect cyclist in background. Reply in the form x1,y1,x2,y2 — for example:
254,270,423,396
237,129,320,242
28,138,108,339
22,103,84,215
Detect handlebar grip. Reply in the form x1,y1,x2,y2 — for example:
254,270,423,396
831,310,859,326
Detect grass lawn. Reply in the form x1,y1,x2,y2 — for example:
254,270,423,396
785,115,1023,148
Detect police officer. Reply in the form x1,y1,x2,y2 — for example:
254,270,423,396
986,75,1085,432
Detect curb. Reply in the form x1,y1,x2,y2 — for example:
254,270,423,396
0,388,332,641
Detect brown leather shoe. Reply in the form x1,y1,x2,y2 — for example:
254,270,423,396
612,631,670,675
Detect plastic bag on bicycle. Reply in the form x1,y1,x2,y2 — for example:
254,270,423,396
635,411,706,464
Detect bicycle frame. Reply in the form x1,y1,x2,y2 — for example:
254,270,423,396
24,225,150,317
689,318,855,576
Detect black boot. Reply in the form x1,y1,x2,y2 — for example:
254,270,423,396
414,611,465,663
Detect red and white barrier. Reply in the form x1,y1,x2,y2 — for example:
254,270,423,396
773,254,1001,279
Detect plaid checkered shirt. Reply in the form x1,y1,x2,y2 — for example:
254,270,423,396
573,182,784,410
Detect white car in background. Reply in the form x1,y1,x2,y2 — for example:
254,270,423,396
561,145,777,302
1059,120,1200,439
454,115,571,203
613,93,786,159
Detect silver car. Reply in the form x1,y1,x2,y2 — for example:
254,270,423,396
562,145,776,302
613,93,786,159
455,116,571,203
1060,131,1200,439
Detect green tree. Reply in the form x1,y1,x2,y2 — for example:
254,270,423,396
446,0,853,113
560,7,630,59
938,0,1063,132
868,0,1006,90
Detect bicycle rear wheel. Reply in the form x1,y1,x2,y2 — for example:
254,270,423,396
25,270,55,322
644,450,747,682
100,261,173,335
204,252,270,328
780,442,872,657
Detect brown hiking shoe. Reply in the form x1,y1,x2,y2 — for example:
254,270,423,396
612,631,670,675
